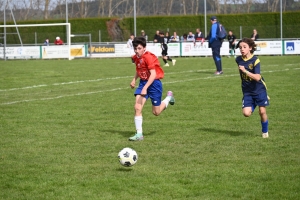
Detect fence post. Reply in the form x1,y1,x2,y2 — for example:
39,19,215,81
35,32,37,45
240,26,242,39
99,30,101,43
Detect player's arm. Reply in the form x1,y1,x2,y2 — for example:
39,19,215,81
233,35,237,45
242,70,261,82
141,69,156,96
209,24,217,43
130,72,139,89
239,65,261,82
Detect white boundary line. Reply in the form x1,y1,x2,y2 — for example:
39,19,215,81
0,68,295,105
1,63,298,92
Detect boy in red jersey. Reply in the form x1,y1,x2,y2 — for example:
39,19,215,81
129,36,175,141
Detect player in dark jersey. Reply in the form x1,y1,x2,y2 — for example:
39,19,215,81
227,30,237,58
235,38,270,138
159,31,176,67
129,36,175,141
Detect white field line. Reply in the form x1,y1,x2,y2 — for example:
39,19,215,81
0,69,217,92
0,68,293,105
0,76,133,92
1,87,127,105
1,63,298,92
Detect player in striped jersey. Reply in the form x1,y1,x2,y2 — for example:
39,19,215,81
236,38,270,138
159,31,176,67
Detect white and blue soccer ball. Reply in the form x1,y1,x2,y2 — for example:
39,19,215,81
118,147,138,167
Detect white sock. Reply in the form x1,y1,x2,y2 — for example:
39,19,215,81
134,116,143,134
162,98,170,108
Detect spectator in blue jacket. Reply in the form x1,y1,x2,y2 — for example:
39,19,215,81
207,16,223,75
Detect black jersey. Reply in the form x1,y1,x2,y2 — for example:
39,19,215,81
228,35,236,44
158,36,168,50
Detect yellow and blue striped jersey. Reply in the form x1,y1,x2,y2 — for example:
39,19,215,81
235,55,267,95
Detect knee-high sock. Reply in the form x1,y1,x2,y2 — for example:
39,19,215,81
135,116,143,134
261,120,268,133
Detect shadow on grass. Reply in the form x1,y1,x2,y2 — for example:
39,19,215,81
116,167,134,172
198,127,245,136
102,129,157,138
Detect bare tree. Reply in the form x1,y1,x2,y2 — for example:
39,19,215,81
44,0,50,19
195,0,199,15
1,0,300,21
182,0,186,15
266,0,280,12
272,0,280,11
245,0,253,13
80,0,85,18
223,0,228,14
166,0,174,16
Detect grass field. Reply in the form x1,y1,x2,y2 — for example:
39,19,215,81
1,55,300,199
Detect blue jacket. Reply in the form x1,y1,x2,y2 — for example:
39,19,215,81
207,22,222,48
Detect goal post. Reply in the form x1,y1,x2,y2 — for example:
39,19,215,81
0,23,72,60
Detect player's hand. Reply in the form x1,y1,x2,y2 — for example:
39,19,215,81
239,65,245,71
130,80,135,89
141,88,147,96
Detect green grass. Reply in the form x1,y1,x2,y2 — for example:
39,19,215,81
1,56,300,200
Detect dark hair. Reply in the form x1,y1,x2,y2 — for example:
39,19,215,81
132,36,146,48
159,31,164,35
236,37,257,53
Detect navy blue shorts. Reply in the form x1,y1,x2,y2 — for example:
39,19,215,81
134,79,163,106
242,91,269,108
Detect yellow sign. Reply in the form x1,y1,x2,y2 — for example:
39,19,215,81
89,45,115,53
71,48,83,56
256,42,267,48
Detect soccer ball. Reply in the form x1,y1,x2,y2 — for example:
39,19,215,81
118,147,138,167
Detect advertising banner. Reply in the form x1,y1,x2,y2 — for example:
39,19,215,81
114,44,132,57
89,44,116,58
0,40,298,60
42,46,69,59
145,43,161,56
181,42,230,56
70,45,85,57
284,40,300,55
254,41,282,55
166,42,181,56
0,46,40,59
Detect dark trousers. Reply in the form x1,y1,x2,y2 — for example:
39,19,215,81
212,46,222,72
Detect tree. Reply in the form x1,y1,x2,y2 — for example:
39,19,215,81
44,0,50,19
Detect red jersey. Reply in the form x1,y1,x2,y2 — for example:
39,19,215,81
132,51,164,80
54,39,64,45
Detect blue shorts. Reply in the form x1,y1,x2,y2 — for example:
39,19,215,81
134,79,163,106
242,91,269,108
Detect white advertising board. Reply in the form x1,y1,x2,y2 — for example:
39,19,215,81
0,40,298,60
254,41,282,55
284,40,300,55
114,44,132,57
0,46,40,59
145,43,161,56
181,42,230,56
42,46,70,59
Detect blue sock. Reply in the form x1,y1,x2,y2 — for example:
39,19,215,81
261,120,268,133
